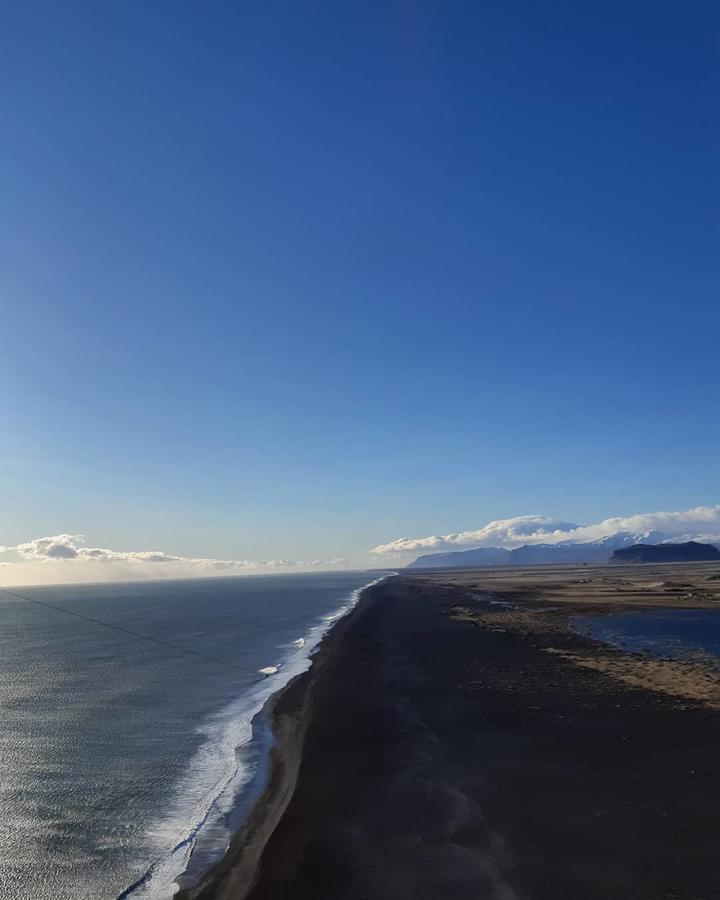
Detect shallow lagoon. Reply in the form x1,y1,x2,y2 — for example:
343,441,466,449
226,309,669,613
573,608,720,664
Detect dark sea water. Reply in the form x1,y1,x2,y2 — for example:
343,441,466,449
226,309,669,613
0,571,378,899
573,608,720,664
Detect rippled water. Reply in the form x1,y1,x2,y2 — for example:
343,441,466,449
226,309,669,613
572,608,720,664
0,571,376,899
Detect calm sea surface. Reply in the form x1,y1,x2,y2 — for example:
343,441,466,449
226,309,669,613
0,572,377,899
573,608,720,664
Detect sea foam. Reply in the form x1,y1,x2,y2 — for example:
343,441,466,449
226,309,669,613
121,576,385,900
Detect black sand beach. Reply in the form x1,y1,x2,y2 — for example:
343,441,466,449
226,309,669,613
181,570,720,900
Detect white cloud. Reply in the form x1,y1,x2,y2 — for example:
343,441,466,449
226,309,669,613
0,534,349,585
544,505,720,546
14,534,246,568
17,535,85,560
370,505,720,555
370,516,579,555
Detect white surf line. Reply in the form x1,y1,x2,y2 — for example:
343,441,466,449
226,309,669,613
120,574,390,900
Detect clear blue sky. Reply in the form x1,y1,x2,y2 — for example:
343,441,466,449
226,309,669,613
1,0,718,567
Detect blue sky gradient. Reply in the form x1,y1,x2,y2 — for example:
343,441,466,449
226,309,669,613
1,0,718,572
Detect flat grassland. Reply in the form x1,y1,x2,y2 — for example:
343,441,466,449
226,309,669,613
419,559,720,608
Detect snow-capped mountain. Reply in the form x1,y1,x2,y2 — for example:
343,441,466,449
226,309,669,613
406,531,717,569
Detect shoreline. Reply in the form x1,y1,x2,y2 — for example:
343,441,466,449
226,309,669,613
175,578,389,900
178,564,720,899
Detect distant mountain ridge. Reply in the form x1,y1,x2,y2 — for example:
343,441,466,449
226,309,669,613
611,541,720,564
407,532,720,569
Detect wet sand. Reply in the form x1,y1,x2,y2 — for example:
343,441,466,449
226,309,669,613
180,565,720,899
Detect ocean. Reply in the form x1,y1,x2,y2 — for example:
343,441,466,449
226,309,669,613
0,571,379,899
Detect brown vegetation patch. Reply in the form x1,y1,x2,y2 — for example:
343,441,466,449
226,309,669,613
448,605,563,634
421,560,720,611
544,647,720,709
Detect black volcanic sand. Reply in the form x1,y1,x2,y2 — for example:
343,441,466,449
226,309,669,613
183,576,720,900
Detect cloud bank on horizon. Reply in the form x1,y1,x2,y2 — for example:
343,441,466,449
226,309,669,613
0,534,348,586
369,505,720,556
2,504,719,586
